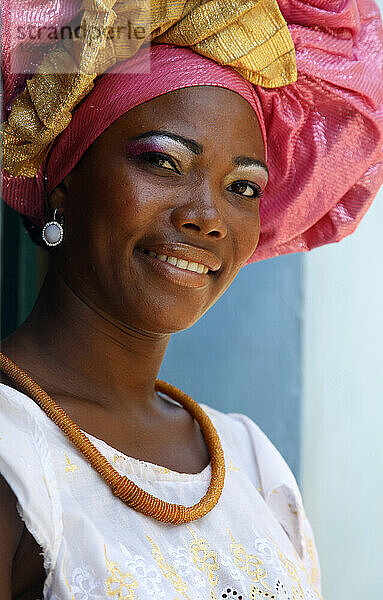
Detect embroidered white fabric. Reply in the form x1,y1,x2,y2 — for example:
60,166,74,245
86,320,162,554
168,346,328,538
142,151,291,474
0,384,322,600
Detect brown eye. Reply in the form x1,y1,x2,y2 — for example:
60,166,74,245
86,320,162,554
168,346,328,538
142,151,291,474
228,180,263,199
140,152,180,174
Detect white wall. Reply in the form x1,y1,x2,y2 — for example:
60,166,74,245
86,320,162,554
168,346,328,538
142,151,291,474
302,190,383,596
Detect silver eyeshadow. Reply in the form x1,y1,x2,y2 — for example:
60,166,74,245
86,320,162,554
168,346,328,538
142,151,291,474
224,163,269,189
126,135,196,170
126,131,269,185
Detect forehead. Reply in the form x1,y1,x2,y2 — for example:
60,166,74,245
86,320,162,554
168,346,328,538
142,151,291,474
104,86,266,161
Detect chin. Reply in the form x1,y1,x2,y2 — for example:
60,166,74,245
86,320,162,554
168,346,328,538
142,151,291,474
118,280,216,331
120,296,209,334
138,310,205,335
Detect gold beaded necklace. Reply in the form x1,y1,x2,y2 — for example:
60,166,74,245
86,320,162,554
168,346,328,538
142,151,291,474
0,352,225,524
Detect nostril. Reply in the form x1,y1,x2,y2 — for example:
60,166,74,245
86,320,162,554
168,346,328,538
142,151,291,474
183,223,200,231
181,222,224,238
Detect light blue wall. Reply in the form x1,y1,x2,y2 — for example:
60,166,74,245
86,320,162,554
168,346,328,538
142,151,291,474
302,191,383,599
160,253,303,480
301,3,383,597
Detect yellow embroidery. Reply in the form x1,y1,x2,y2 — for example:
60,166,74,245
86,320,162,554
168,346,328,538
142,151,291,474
146,535,190,599
277,546,301,584
114,453,170,473
251,587,276,599
292,587,305,600
187,526,219,587
62,555,76,600
269,536,307,599
63,574,75,600
64,453,79,473
153,466,171,473
288,502,298,517
104,544,138,599
227,458,240,472
270,534,323,600
304,532,320,587
227,529,272,592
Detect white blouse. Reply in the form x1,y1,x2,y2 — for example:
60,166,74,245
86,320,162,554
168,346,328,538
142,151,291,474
0,383,322,600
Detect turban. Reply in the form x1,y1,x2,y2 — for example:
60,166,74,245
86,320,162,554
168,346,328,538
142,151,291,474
2,0,383,263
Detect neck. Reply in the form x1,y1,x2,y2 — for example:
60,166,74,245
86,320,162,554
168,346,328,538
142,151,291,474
9,266,172,418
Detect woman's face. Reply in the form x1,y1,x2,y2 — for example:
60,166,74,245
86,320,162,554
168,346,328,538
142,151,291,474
52,86,268,333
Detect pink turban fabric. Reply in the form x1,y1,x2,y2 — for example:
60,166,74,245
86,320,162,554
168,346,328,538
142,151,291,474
2,0,383,265
44,43,267,206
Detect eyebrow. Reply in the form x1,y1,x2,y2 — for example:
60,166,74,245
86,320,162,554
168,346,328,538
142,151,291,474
130,130,269,177
233,156,269,177
132,130,202,155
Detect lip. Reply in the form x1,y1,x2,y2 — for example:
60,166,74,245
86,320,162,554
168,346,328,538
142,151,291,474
134,247,216,288
136,242,222,272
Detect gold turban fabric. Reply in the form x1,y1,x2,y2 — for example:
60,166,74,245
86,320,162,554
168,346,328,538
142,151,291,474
2,0,296,178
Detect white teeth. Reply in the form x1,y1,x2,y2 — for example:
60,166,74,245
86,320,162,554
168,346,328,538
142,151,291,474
142,249,210,274
176,259,188,269
187,262,198,272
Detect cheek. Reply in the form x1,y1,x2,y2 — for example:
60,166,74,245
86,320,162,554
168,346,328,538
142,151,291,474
252,212,261,253
213,208,260,299
67,170,143,245
92,165,165,234
233,208,261,264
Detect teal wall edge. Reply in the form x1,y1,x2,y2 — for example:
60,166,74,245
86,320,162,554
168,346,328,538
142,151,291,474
1,204,39,339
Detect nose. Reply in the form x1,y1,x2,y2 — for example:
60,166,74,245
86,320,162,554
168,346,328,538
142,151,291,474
170,188,228,239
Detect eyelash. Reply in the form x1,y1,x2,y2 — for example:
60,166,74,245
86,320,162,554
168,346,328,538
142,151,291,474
140,152,264,199
140,152,181,174
228,181,264,200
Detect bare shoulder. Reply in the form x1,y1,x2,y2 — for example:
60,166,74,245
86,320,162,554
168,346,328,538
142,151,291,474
0,474,24,599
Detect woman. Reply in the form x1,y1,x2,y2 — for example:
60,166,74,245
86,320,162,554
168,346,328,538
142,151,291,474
1,1,382,599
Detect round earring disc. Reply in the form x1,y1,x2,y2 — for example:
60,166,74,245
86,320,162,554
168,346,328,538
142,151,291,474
42,222,63,246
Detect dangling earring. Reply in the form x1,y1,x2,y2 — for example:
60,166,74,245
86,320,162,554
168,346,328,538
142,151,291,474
42,208,64,247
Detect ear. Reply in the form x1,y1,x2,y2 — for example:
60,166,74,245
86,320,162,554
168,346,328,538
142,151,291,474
44,175,70,222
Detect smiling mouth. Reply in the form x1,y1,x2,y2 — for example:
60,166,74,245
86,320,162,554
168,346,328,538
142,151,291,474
135,247,217,289
137,247,212,274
